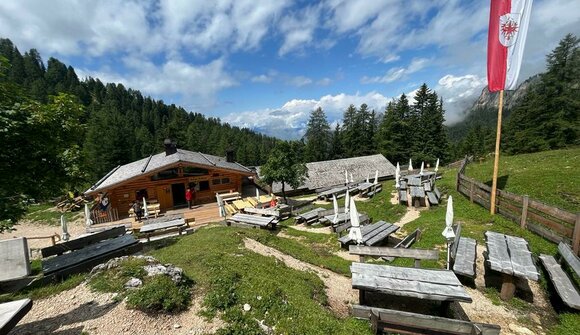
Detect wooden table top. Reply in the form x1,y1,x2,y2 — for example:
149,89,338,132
485,231,539,281
230,213,275,227
351,262,472,302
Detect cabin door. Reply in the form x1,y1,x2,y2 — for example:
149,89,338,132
171,183,187,208
156,186,172,211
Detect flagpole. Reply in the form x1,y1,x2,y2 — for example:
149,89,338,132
490,89,504,214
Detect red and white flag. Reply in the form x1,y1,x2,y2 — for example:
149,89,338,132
487,0,533,92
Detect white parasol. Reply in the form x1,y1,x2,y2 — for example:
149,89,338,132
349,172,354,183
419,161,424,176
348,197,363,244
217,194,226,217
256,187,260,200
61,214,70,241
345,170,349,184
366,173,369,183
143,197,149,219
84,203,93,227
395,163,400,189
435,158,440,173
442,196,456,269
373,170,379,185
332,194,339,225
345,188,350,215
408,159,413,171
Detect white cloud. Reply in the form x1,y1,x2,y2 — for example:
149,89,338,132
317,77,333,86
379,54,400,64
278,5,320,56
361,58,430,84
251,74,273,83
286,76,313,87
77,57,237,112
223,91,391,139
434,74,486,124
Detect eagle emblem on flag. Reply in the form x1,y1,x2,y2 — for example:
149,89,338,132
499,13,521,47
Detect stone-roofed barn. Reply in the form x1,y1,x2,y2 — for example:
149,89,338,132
85,141,254,215
259,154,395,194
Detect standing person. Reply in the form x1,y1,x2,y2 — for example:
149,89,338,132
185,186,192,209
132,200,143,221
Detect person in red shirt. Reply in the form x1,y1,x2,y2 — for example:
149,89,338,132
185,187,193,209
269,194,277,208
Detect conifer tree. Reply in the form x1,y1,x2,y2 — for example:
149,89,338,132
304,107,331,162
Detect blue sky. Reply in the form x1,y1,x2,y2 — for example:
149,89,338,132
1,0,578,139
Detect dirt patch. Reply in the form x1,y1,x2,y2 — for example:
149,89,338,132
289,225,333,235
12,283,223,335
243,238,357,318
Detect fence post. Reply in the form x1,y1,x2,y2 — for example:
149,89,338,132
470,181,475,203
520,195,529,229
573,213,580,256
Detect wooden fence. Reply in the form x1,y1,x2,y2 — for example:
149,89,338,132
456,159,580,255
90,208,119,224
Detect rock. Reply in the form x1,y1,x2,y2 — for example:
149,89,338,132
256,296,262,301
125,277,143,288
509,324,534,335
173,323,181,329
255,319,273,335
144,264,183,283
243,303,251,312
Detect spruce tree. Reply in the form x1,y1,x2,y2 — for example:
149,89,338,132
304,107,331,162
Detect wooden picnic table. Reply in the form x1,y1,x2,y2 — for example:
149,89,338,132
295,208,325,224
351,262,472,304
485,231,539,300
243,204,291,219
0,298,32,335
339,221,399,247
228,213,276,229
139,217,187,241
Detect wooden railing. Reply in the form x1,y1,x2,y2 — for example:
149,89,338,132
456,158,580,255
90,208,119,224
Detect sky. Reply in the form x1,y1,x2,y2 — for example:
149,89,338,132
1,0,578,139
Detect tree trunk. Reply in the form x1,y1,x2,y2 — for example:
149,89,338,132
281,182,288,204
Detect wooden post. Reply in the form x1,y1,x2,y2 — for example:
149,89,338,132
414,259,421,268
573,213,580,256
500,273,516,301
490,90,504,214
470,181,475,203
520,196,529,229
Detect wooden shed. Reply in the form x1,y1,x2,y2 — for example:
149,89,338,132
84,143,254,218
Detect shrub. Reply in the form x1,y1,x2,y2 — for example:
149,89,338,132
126,275,191,313
203,272,241,315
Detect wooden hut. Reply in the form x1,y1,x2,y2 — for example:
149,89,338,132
84,141,254,220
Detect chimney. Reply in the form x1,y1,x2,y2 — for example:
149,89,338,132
164,139,177,156
226,149,235,162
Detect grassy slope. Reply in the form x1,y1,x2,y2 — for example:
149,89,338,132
150,228,371,335
464,148,580,212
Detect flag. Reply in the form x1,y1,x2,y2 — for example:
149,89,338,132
487,0,533,92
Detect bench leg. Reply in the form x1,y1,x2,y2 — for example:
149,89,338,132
500,274,516,301
359,289,366,305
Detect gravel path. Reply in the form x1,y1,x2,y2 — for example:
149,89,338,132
12,283,224,335
243,238,357,318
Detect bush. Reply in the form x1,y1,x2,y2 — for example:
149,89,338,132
203,272,241,316
126,275,191,313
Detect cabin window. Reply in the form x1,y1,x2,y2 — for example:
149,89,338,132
221,177,230,184
199,180,210,191
136,189,148,201
212,178,221,185
183,167,209,176
151,168,178,180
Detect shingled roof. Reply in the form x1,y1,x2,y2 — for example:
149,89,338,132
261,154,395,194
86,149,253,194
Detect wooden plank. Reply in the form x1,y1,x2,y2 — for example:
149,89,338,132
410,186,425,198
434,186,441,200
406,176,422,186
505,235,539,281
375,309,501,335
573,214,580,256
528,198,576,224
558,242,580,276
453,238,477,278
351,305,500,335
485,231,513,275
426,192,439,205
399,190,407,203
498,189,523,203
139,218,186,233
41,226,126,258
497,205,521,223
352,273,472,302
365,224,400,246
42,235,139,275
451,223,462,259
521,196,529,229
527,222,565,244
527,211,573,237
351,263,461,286
350,246,438,260
0,299,32,335
539,254,580,310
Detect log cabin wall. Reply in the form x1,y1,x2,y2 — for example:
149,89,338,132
102,163,248,216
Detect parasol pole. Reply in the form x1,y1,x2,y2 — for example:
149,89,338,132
490,90,504,215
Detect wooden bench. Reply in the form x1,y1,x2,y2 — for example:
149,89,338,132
128,203,161,218
350,245,439,268
41,227,141,280
539,242,580,310
366,184,382,198
244,204,291,220
339,221,399,248
351,305,500,335
295,208,326,225
450,224,477,278
382,229,422,262
227,213,277,229
139,216,189,242
0,298,33,335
